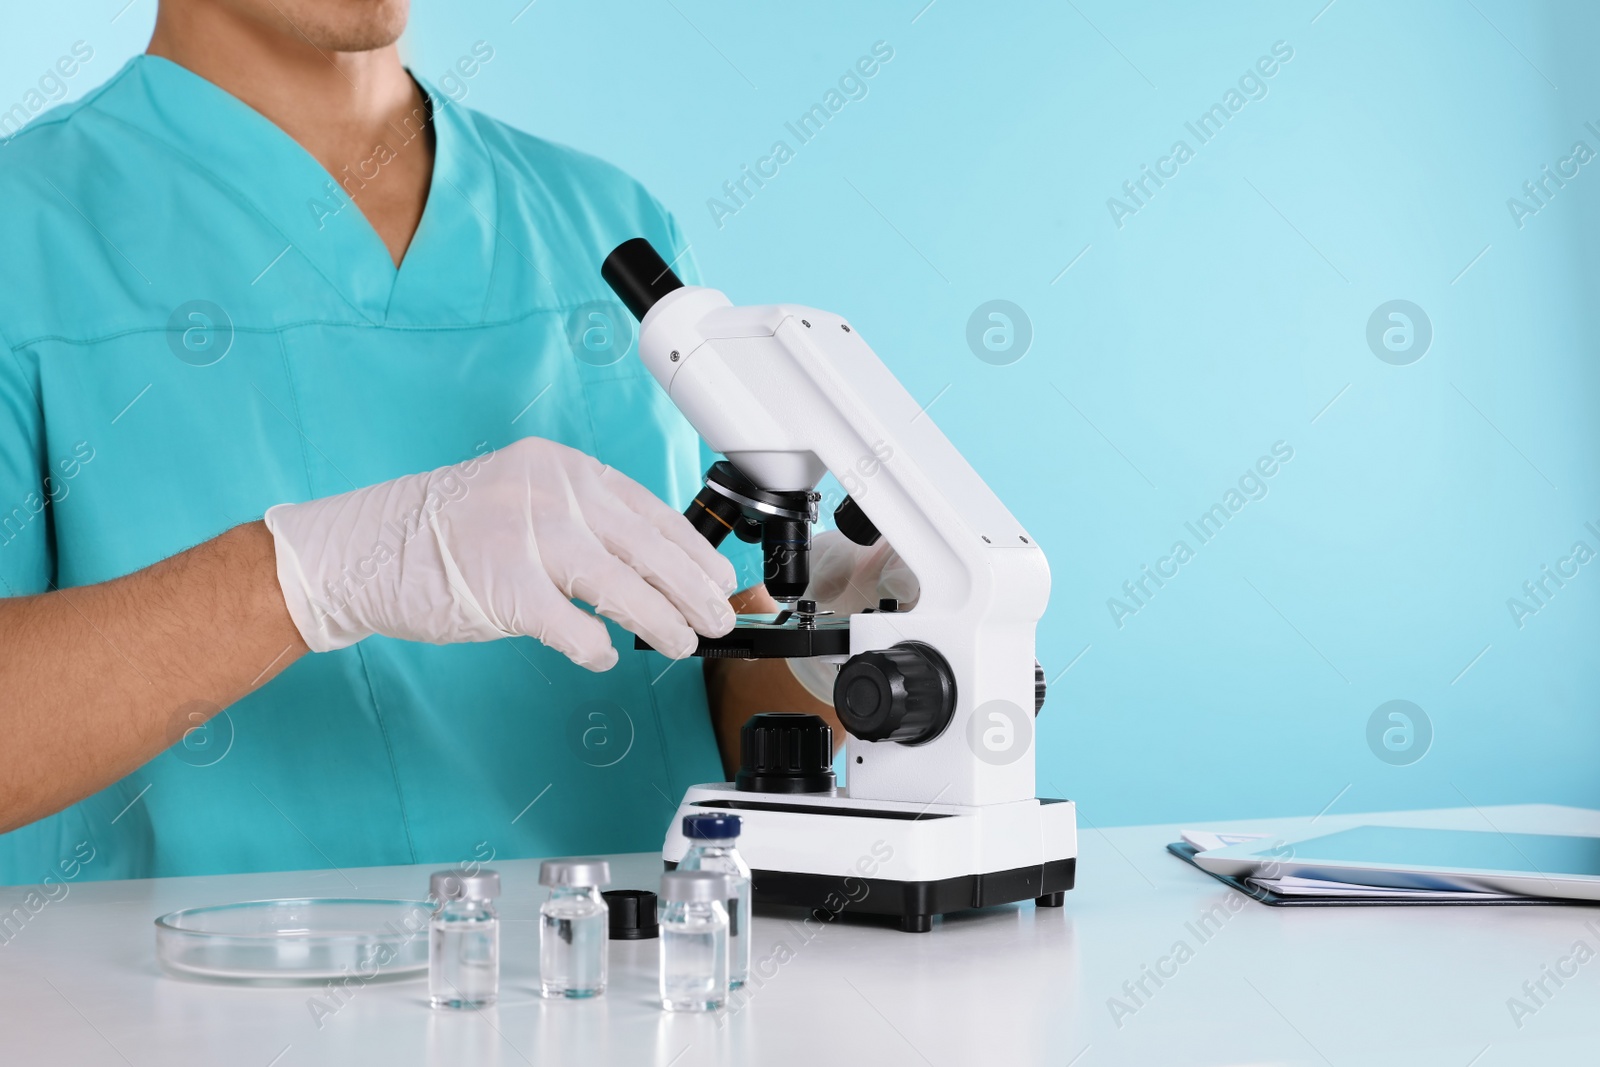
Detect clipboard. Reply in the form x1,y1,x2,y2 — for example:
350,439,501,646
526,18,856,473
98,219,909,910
1165,841,1562,907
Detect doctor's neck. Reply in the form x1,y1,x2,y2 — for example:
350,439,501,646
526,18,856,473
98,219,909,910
148,0,433,265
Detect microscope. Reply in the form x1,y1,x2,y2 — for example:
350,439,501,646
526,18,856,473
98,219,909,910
602,240,1076,932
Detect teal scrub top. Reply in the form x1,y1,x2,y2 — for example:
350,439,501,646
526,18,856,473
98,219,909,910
0,55,759,886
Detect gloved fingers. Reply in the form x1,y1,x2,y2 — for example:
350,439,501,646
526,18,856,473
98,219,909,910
787,655,840,706
563,548,704,660
803,531,868,609
809,537,885,616
878,548,921,609
524,597,621,672
438,551,621,670
847,540,904,605
802,532,921,615
596,465,739,595
590,505,736,638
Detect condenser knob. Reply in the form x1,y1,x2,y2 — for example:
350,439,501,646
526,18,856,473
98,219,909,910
833,642,956,745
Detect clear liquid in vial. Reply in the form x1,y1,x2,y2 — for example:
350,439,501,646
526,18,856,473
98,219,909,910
540,901,607,998
429,912,499,1009
659,919,727,1012
680,844,751,989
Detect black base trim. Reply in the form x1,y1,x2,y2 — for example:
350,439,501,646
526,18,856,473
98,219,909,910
666,858,1075,933
692,798,953,821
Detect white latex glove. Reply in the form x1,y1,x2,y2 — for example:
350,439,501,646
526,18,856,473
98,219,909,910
787,528,919,704
264,437,738,670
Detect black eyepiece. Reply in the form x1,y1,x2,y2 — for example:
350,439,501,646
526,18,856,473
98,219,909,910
602,238,684,321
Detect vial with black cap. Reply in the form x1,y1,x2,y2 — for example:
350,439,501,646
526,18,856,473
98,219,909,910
677,812,752,988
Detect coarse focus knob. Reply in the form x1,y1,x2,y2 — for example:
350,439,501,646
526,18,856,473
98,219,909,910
833,642,956,745
734,713,836,794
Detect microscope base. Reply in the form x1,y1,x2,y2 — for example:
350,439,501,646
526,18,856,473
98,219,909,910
733,858,1076,933
662,785,1078,933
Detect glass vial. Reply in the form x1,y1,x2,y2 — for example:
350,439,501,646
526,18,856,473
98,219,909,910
659,870,731,1012
678,813,752,988
539,858,611,998
429,868,500,1010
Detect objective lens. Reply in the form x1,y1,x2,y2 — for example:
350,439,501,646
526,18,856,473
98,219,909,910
685,485,743,548
762,518,810,602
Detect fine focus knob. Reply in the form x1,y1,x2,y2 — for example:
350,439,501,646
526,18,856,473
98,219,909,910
735,712,836,794
834,642,956,745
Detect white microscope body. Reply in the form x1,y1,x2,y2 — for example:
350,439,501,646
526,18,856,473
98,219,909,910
603,241,1076,931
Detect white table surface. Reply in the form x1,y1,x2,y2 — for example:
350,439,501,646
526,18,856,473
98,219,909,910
3,803,1598,1066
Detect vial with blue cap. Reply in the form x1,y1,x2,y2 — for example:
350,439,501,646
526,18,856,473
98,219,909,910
677,812,751,988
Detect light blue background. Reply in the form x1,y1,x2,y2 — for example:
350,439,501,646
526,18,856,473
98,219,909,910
8,0,1597,828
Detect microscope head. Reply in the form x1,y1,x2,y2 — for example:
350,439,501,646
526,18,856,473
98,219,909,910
604,239,882,606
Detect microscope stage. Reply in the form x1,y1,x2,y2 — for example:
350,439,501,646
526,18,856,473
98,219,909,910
634,613,851,659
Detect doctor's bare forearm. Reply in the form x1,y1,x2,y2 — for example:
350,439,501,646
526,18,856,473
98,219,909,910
0,522,307,833
702,585,843,780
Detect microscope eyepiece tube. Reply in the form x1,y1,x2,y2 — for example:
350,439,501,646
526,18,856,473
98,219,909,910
601,238,685,321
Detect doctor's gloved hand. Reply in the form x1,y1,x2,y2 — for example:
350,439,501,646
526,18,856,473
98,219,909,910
263,437,738,670
786,528,920,704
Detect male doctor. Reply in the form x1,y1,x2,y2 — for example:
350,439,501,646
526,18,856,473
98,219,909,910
0,0,909,883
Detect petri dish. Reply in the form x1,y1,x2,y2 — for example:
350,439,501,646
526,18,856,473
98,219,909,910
155,898,433,983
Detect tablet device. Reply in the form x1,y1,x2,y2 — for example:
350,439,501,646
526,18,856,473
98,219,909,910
1193,825,1600,901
